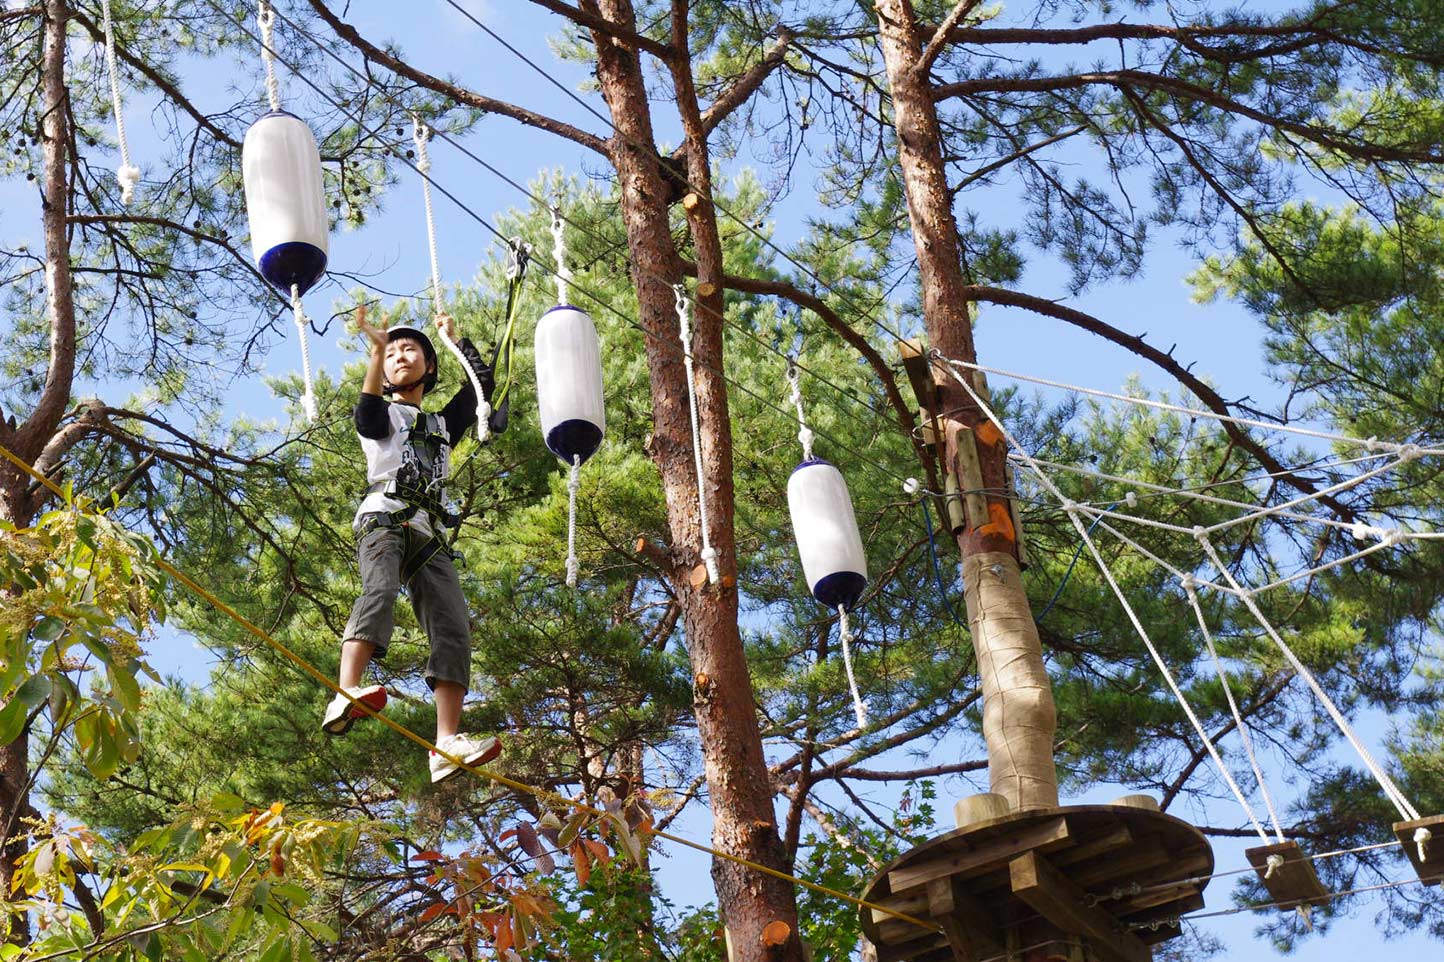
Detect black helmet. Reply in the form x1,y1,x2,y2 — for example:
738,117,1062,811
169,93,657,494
383,323,439,395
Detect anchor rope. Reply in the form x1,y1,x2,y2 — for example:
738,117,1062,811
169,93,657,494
675,283,719,585
99,0,141,203
413,115,490,440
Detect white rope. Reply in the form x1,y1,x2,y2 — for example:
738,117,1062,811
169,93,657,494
550,203,572,306
99,0,141,204
290,284,317,423
565,454,580,588
1022,452,1399,538
837,605,868,730
936,357,1275,840
675,283,719,585
1183,578,1286,842
256,1,282,113
413,115,490,442
785,357,816,462
942,356,1444,458
1194,533,1421,822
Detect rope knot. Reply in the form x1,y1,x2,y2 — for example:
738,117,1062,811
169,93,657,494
1124,491,1138,508
1179,573,1196,591
116,164,141,205
1191,525,1208,541
1264,852,1285,879
1399,443,1421,462
1415,826,1432,862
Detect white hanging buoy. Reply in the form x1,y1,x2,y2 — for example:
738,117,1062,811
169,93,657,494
535,306,606,467
788,458,868,612
242,111,329,296
538,205,605,587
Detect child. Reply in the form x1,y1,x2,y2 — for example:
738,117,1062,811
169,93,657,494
323,304,502,784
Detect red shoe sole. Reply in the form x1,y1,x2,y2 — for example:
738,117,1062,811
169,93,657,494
323,685,388,735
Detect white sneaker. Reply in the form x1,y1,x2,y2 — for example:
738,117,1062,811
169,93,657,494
429,732,502,784
321,684,388,735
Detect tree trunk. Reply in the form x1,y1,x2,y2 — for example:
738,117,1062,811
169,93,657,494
875,0,1058,811
1,0,76,944
585,2,804,958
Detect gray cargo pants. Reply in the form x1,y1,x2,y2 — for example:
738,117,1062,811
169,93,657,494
342,522,472,691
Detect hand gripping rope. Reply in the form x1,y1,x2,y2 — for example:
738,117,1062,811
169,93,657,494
412,115,492,441
99,0,141,204
787,356,865,728
552,203,582,588
675,283,719,585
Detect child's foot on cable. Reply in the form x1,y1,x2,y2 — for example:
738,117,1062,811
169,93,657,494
429,732,502,784
321,684,388,736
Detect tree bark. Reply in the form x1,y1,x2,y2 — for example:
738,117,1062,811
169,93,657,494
875,0,1058,811
1,0,76,944
584,2,803,957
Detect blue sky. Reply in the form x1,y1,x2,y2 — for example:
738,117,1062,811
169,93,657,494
2,1,1438,958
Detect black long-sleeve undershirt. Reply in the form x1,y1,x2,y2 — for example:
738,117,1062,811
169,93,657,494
353,338,492,446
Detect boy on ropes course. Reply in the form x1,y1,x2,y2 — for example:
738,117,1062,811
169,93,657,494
324,303,502,783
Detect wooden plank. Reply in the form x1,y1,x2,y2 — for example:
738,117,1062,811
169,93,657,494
899,339,935,410
1069,837,1172,889
1394,815,1444,887
1050,823,1132,868
947,424,989,529
926,876,1003,962
869,889,931,925
1246,841,1329,908
942,474,968,533
890,817,1072,894
1009,851,1150,962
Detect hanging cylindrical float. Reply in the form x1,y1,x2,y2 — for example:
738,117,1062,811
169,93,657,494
788,458,868,610
242,111,329,295
535,305,606,464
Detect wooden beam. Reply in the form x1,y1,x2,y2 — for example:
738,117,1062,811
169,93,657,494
889,817,1072,894
1009,851,1150,962
1245,841,1329,908
926,876,1004,962
899,338,935,409
1394,815,1444,887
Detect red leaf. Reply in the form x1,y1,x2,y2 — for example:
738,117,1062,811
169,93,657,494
412,850,445,862
418,902,446,924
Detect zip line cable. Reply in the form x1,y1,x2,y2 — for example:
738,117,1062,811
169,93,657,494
0,438,942,936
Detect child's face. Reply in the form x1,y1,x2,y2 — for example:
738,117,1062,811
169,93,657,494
384,337,432,388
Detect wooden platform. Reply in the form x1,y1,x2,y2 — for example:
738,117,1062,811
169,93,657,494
859,805,1213,962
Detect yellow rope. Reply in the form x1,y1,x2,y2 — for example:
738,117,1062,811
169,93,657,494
0,439,939,934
